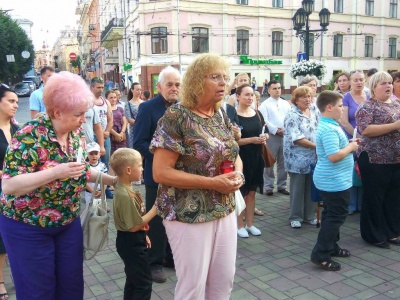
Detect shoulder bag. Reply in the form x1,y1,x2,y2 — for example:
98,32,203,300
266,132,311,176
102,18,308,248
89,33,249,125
81,172,109,260
255,111,276,168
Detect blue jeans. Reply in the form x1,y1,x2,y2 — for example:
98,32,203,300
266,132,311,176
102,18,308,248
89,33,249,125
95,136,110,170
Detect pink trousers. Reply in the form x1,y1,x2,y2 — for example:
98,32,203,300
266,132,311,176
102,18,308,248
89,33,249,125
163,212,237,300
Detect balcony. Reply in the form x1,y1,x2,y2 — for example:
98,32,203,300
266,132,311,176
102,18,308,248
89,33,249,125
101,18,124,49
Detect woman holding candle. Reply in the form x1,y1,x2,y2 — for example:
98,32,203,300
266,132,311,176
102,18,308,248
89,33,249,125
355,71,400,249
0,72,119,299
151,53,243,299
340,70,369,214
236,84,268,237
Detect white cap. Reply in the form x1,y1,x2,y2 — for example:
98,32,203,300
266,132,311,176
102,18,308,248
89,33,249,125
86,142,100,153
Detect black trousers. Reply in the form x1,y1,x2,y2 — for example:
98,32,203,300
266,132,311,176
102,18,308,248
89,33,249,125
116,230,152,300
358,151,400,244
311,188,350,261
145,185,173,270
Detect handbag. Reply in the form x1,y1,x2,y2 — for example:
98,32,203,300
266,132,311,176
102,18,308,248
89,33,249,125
255,110,276,168
81,172,109,260
235,190,246,216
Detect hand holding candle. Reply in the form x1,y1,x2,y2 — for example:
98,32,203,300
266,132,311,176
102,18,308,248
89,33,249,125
74,147,83,180
352,127,357,141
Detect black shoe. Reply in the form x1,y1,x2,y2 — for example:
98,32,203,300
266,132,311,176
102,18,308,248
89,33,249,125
151,269,167,283
278,189,290,195
387,238,400,245
373,241,390,249
266,189,273,196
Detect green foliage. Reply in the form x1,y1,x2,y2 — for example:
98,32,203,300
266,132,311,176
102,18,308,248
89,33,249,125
70,56,81,69
0,12,35,83
324,71,343,91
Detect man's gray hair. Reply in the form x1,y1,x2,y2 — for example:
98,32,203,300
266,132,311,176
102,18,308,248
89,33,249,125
158,66,180,84
299,74,318,86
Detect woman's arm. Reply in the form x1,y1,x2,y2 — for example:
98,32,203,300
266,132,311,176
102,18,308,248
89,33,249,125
2,162,85,196
152,148,241,194
361,120,400,137
121,116,128,133
340,106,356,136
294,138,316,149
237,136,266,146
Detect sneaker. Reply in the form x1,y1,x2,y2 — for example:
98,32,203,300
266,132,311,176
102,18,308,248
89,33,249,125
291,221,302,228
151,269,167,283
245,225,261,236
237,227,249,238
306,219,318,226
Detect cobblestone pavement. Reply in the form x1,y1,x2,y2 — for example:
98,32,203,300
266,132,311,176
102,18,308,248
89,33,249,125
3,185,400,299
7,95,400,299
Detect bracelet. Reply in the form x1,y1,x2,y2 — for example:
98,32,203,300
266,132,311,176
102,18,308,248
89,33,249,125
235,171,245,184
112,176,118,187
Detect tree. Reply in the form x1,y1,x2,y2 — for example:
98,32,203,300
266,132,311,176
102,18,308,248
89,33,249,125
70,56,81,74
0,11,35,83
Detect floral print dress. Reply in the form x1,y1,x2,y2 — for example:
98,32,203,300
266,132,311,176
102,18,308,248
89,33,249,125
0,116,90,227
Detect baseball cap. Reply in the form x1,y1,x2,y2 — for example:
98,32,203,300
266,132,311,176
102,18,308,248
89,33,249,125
86,142,100,153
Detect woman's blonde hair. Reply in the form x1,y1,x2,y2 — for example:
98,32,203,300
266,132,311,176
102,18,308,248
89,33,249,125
290,86,312,105
368,71,392,99
180,53,230,110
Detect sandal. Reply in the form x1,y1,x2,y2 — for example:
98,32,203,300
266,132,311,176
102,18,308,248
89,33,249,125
0,282,8,300
311,258,341,271
331,248,351,257
254,208,264,216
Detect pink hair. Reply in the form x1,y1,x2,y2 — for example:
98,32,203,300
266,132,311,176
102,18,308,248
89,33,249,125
43,71,94,118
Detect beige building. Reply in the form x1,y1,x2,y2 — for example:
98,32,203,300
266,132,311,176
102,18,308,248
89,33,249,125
51,26,79,73
76,0,400,94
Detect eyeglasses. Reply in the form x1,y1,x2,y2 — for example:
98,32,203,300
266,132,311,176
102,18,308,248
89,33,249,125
205,74,230,83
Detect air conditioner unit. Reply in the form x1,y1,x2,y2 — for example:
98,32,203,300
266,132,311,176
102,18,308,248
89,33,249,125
397,50,400,59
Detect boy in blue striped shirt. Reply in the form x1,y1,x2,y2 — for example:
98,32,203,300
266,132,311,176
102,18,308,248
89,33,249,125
311,91,358,271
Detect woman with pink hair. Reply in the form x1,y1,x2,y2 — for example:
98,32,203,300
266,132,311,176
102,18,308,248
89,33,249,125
0,72,119,299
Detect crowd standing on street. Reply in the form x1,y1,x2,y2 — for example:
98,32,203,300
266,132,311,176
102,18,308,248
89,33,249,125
0,60,400,300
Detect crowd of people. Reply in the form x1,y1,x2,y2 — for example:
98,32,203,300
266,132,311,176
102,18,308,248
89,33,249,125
0,60,398,299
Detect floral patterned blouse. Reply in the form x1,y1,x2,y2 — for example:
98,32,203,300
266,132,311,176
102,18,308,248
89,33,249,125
283,104,319,174
0,116,90,227
356,98,400,164
150,104,239,223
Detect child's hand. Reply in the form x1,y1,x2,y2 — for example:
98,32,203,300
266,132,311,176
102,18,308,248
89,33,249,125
146,235,151,248
94,190,102,198
349,141,359,152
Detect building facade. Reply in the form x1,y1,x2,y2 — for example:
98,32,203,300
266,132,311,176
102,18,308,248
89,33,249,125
76,0,400,95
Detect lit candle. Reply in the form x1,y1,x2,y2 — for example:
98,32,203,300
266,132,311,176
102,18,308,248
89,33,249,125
352,127,357,141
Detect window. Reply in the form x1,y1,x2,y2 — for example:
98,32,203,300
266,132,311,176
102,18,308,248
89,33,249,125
333,34,343,57
237,30,249,55
273,0,283,8
389,37,397,58
365,36,373,57
390,0,398,18
334,0,343,13
192,27,209,53
151,27,168,54
236,0,248,4
272,31,283,56
365,0,374,16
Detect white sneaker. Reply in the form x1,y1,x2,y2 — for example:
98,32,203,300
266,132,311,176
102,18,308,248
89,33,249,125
306,219,318,226
290,221,302,228
245,225,261,236
237,227,249,238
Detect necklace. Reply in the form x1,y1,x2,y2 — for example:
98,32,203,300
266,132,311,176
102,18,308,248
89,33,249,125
196,108,215,118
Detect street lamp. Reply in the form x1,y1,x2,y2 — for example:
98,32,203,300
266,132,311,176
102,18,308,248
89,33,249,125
292,0,331,60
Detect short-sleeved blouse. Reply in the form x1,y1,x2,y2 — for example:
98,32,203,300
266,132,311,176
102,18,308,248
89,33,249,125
356,98,400,164
150,104,239,223
283,104,319,174
0,116,90,227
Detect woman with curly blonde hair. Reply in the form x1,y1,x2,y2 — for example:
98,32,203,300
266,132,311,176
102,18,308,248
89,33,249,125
151,53,243,299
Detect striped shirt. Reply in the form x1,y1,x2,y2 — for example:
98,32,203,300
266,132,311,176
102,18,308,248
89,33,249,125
313,117,353,192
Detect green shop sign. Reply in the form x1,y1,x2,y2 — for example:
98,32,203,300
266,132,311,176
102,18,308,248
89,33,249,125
240,56,282,65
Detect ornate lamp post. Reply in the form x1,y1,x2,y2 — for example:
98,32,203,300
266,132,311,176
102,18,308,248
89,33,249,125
292,0,331,61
